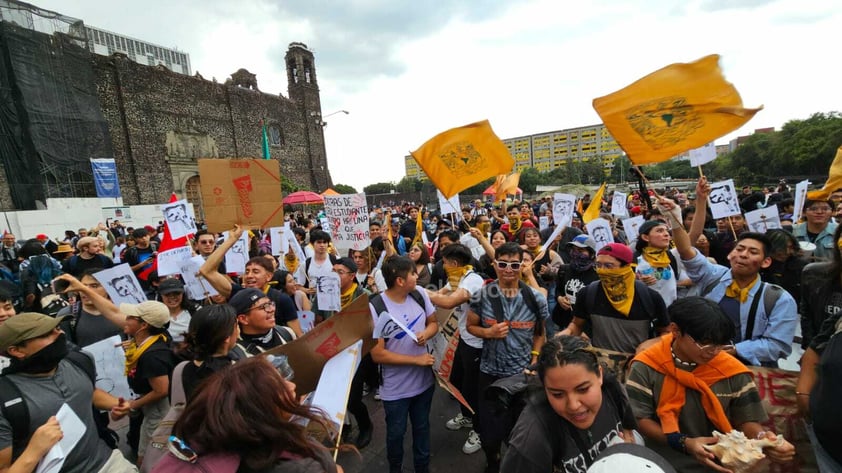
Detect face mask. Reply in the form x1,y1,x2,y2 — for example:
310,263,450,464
7,333,69,375
569,252,594,271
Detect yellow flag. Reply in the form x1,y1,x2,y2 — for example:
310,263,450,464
495,172,521,203
808,145,842,201
592,54,762,165
411,120,514,199
411,209,424,248
582,183,606,224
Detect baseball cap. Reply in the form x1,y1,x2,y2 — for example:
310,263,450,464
35,233,48,240
335,257,358,273
158,278,185,295
566,234,596,253
638,220,666,236
0,313,68,352
144,225,156,233
121,301,170,329
597,243,634,265
229,288,266,315
587,444,675,473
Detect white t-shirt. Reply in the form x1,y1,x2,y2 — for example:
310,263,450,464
306,255,334,286
450,271,485,349
169,309,191,343
356,269,386,293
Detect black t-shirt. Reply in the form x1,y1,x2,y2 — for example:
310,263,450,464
57,303,123,348
811,330,842,466
553,266,598,328
230,283,298,326
128,339,174,395
63,254,114,278
124,245,156,279
181,357,233,401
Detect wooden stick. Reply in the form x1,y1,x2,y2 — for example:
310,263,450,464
697,165,704,178
728,216,738,240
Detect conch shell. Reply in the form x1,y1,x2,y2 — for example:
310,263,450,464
702,430,783,473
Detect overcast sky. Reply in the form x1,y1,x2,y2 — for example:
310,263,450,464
37,0,842,192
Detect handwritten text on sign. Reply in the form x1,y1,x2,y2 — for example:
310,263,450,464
323,193,370,251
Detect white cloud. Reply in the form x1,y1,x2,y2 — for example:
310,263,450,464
34,0,842,192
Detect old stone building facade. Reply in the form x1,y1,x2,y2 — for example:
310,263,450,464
0,20,332,217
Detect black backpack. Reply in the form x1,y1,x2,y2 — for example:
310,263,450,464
370,289,425,317
485,280,542,334
0,350,120,459
700,279,784,341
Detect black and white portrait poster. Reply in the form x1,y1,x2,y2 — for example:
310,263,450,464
622,216,645,245
223,230,249,275
553,193,577,229
585,218,614,252
792,179,810,224
94,263,147,305
708,179,742,219
745,205,782,233
611,191,628,217
161,199,198,239
316,272,341,312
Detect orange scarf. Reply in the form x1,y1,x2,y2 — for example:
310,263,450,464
632,334,749,434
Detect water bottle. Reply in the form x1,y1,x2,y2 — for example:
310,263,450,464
636,259,655,278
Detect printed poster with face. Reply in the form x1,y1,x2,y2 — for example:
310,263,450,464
316,272,341,312
585,218,614,252
792,179,810,224
156,245,193,276
611,191,628,217
539,216,549,231
745,205,782,233
179,256,219,300
553,193,577,229
621,216,646,244
323,193,370,251
94,263,147,305
161,199,198,239
708,179,742,219
222,230,249,275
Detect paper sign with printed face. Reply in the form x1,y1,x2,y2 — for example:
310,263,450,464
179,256,219,300
553,193,576,229
745,205,782,233
708,179,742,219
585,218,614,252
611,192,628,217
793,180,810,224
94,264,147,305
316,272,341,312
161,199,197,239
622,216,645,245
222,230,249,275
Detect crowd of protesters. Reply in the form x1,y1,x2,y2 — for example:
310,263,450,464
1,174,840,472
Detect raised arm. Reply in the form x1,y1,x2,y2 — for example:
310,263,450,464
199,225,243,298
54,273,126,326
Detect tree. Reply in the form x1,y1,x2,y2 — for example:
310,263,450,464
519,167,541,193
396,176,422,193
363,182,395,195
333,183,357,194
282,175,301,193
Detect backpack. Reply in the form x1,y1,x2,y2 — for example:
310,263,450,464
369,289,425,317
485,280,542,332
700,279,784,341
0,350,119,460
141,361,189,473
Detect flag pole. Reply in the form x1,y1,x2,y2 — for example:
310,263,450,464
728,216,738,240
698,165,704,178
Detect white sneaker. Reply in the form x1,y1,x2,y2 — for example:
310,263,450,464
373,388,381,401
462,430,482,454
446,413,473,431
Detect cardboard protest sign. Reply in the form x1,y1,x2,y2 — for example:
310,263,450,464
745,205,782,233
553,193,577,229
156,246,192,276
708,179,742,219
264,296,374,397
323,193,370,251
198,159,283,233
611,191,628,217
94,264,147,305
161,199,197,239
585,218,614,252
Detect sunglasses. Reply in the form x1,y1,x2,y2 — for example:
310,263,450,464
168,435,197,463
496,261,522,270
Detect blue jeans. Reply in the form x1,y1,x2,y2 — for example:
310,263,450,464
805,420,842,473
382,385,434,473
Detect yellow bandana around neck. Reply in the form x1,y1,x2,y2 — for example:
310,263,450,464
445,265,473,289
285,252,300,274
596,266,636,316
725,276,760,303
642,247,671,268
124,333,167,375
509,218,522,234
528,245,543,258
340,282,359,309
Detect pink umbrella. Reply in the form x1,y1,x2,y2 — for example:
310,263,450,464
283,191,324,205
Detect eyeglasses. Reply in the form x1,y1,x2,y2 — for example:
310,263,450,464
687,334,735,355
496,261,522,270
807,206,832,212
333,269,352,275
248,301,275,312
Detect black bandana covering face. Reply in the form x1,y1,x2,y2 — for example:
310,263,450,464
5,333,69,375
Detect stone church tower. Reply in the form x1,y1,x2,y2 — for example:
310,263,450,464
286,43,332,191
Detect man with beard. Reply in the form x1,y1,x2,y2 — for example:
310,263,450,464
561,243,669,354
0,313,135,472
